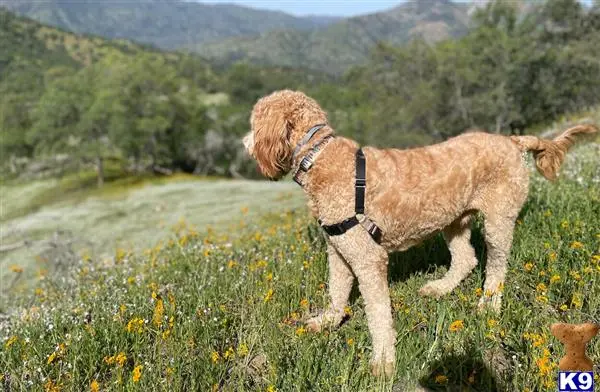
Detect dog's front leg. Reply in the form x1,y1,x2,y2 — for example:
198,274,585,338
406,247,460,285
306,240,354,332
329,229,396,378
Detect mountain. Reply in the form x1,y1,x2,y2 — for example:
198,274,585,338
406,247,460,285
1,0,337,50
196,0,471,74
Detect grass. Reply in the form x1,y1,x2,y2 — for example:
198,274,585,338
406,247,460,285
1,128,599,391
0,172,304,300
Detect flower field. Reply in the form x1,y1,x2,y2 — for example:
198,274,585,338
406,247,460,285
1,124,599,391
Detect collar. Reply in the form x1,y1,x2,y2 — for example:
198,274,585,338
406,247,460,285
292,123,327,162
292,134,334,186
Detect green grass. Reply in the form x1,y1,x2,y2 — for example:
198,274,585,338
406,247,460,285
0,173,304,301
1,140,599,391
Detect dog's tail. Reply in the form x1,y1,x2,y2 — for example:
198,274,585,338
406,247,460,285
510,124,598,181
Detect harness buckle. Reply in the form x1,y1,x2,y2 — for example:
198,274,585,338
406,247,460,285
355,178,366,187
299,155,314,172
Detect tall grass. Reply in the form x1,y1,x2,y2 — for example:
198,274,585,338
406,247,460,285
1,138,599,392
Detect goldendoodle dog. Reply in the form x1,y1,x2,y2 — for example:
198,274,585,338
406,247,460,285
242,89,597,376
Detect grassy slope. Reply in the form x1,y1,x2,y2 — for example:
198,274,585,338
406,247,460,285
0,174,304,298
1,118,599,391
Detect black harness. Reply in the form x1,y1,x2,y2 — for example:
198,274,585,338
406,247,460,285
292,125,383,244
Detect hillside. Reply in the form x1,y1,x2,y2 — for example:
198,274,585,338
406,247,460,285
196,0,471,74
1,0,337,50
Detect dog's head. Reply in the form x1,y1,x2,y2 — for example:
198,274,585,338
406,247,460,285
243,90,328,180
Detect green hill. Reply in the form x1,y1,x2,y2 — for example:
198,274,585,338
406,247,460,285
196,0,471,74
1,0,337,49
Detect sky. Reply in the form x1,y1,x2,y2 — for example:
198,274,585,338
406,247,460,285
200,0,409,17
199,0,594,17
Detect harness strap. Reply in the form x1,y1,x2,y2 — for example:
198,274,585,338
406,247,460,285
355,149,366,215
320,148,382,244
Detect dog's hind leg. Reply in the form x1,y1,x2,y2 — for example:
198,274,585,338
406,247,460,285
419,213,478,298
306,240,354,332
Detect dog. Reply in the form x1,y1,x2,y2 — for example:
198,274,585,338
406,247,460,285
242,89,597,376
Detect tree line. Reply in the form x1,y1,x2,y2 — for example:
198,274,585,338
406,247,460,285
1,0,599,185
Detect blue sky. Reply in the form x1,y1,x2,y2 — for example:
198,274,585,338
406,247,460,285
200,0,594,17
200,0,411,17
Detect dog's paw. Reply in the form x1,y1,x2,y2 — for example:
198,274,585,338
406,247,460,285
305,315,325,333
370,360,395,378
418,281,447,298
477,294,502,313
305,311,344,333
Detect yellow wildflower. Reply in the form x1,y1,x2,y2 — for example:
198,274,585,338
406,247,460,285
300,298,309,309
549,252,557,261
265,272,273,282
266,386,277,392
536,283,547,292
90,380,100,392
474,287,483,296
344,306,353,316
132,365,143,383
126,318,144,334
9,265,23,273
166,367,175,377
227,260,237,269
153,297,165,327
536,356,552,376
569,270,582,281
487,319,498,328
524,262,534,272
264,289,274,303
550,275,561,284
211,351,220,363
571,293,583,309
295,326,306,336
44,379,61,392
536,295,549,304
115,352,127,367
449,320,464,332
347,338,354,346
570,241,584,250
47,352,57,365
4,335,18,349
559,304,568,311
224,347,235,360
434,374,448,384
237,343,249,357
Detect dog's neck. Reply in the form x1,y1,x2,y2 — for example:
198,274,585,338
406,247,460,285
291,125,335,186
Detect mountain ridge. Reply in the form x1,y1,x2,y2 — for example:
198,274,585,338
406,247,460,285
1,0,337,49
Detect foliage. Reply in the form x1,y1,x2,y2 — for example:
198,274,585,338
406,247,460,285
2,1,600,183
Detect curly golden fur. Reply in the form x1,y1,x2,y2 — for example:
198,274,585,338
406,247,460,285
243,89,598,376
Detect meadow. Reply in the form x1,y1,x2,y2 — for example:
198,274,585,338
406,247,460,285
1,118,599,391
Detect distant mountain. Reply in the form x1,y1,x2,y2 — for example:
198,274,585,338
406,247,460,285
1,0,337,50
196,0,471,74
3,0,472,75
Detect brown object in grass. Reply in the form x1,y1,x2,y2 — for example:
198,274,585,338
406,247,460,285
551,322,599,371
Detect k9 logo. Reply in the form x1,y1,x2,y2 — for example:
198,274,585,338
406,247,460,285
558,372,594,392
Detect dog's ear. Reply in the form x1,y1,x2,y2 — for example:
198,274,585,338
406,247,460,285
251,92,293,179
